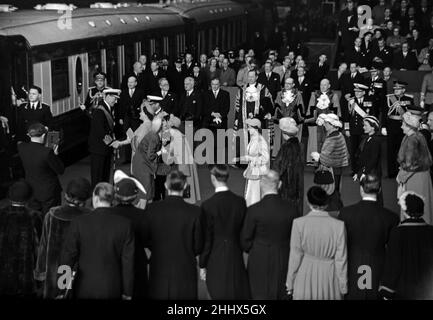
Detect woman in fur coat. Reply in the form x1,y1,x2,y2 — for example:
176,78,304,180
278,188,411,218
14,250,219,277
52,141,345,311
397,110,433,224
34,178,91,298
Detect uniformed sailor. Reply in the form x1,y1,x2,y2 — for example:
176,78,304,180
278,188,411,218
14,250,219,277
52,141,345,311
345,83,376,175
382,80,414,178
80,72,110,116
88,88,120,187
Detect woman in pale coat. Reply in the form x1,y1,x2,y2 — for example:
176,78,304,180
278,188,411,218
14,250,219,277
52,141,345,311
242,118,270,207
286,186,348,300
165,115,201,204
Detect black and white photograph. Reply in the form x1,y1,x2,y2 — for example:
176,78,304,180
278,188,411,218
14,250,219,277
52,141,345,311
0,0,432,312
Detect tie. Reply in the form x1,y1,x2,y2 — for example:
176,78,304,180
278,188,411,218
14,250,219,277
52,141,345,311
187,91,190,97
129,89,133,97
32,103,36,110
267,74,270,80
214,91,217,98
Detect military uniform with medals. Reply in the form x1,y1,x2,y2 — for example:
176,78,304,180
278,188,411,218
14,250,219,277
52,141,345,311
88,89,119,187
367,69,387,121
83,72,110,117
383,81,414,178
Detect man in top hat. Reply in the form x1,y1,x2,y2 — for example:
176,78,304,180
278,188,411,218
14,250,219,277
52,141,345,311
16,85,53,142
367,67,387,122
18,123,64,215
168,57,186,95
88,88,121,187
81,72,110,117
111,170,149,298
0,180,42,297
345,83,376,175
382,80,414,178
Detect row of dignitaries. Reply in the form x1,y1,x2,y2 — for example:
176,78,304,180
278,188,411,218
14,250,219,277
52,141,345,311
1,167,433,299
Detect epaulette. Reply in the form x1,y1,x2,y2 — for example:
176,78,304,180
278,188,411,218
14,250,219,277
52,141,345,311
386,93,395,97
88,86,95,90
404,93,414,98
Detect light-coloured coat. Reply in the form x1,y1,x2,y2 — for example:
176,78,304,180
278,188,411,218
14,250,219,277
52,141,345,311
287,210,348,300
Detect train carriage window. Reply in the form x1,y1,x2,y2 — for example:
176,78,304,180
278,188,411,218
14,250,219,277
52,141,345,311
154,38,163,59
75,57,83,95
141,39,150,58
106,47,119,88
124,42,135,75
88,50,101,85
51,58,69,101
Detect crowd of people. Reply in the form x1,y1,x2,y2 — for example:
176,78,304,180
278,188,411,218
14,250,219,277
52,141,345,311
338,0,433,71
0,164,432,300
1,0,433,300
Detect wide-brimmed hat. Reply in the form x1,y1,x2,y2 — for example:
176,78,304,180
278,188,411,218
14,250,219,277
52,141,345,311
279,117,298,135
245,118,261,129
317,113,342,128
114,170,146,202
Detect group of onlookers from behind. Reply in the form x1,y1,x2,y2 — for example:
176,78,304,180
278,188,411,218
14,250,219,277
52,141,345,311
0,163,432,300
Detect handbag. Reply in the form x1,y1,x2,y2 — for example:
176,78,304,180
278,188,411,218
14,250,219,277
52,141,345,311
314,165,334,185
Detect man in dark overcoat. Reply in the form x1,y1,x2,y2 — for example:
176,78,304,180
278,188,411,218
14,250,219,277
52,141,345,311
60,183,134,299
339,174,399,300
199,165,250,299
145,170,203,300
241,170,298,299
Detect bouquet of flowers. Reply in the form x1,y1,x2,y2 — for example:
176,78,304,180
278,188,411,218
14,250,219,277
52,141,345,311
316,93,331,110
282,90,295,106
245,86,260,102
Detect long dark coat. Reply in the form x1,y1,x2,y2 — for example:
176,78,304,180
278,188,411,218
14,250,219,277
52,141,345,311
199,190,250,299
35,205,90,298
241,194,297,299
380,218,433,300
111,204,149,299
272,137,304,216
146,196,203,300
60,208,135,299
0,204,42,296
339,200,399,300
356,134,382,178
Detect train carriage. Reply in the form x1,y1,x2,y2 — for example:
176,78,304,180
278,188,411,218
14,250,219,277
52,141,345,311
158,0,248,57
0,3,186,164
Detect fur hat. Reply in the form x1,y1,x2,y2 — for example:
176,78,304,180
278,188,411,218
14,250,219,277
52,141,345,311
402,111,421,129
317,113,342,128
279,117,299,136
399,191,424,218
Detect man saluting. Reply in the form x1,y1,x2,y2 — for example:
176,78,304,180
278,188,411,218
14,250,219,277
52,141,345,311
88,88,121,187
